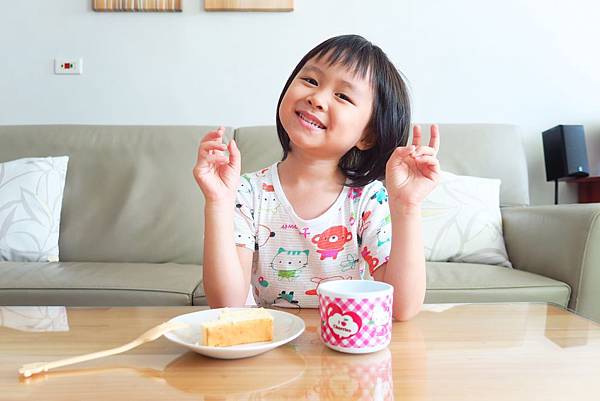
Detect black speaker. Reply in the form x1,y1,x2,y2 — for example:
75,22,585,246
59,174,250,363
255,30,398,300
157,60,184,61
542,125,589,182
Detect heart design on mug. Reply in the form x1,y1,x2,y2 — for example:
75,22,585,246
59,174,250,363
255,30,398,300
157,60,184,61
326,303,362,341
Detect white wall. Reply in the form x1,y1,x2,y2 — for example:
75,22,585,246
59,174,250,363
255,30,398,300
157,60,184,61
1,0,599,205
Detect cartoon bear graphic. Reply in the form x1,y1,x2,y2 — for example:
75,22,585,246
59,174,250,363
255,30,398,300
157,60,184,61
312,225,353,260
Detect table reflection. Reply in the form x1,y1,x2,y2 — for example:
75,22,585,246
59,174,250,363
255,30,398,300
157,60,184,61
19,346,307,400
0,306,69,332
310,348,394,401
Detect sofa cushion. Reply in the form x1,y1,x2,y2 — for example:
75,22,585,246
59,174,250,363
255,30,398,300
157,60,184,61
0,156,69,262
0,262,202,306
426,262,571,307
422,171,511,267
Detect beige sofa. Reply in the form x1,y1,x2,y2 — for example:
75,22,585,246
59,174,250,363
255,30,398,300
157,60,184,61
1,124,599,322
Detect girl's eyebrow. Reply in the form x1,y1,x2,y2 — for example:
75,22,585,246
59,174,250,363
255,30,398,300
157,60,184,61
301,64,359,93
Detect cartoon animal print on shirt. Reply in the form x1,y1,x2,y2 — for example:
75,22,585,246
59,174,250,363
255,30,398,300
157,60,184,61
305,275,353,296
262,183,275,192
370,188,388,204
235,232,253,247
270,247,309,280
236,203,275,250
349,211,356,227
260,190,281,214
339,253,359,272
256,167,270,177
274,290,300,307
238,175,253,195
376,217,391,247
311,225,353,260
347,187,363,202
357,210,372,246
256,224,276,250
361,246,380,276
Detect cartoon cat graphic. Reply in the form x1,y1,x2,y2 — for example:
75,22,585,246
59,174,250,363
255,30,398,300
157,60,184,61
270,247,309,280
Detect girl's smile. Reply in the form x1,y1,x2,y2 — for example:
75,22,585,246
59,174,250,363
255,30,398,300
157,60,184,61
295,110,326,131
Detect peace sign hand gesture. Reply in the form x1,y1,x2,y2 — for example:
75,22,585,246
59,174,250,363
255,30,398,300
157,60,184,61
385,124,441,208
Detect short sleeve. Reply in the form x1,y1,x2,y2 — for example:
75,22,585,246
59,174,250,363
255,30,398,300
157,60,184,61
357,182,391,279
233,174,256,251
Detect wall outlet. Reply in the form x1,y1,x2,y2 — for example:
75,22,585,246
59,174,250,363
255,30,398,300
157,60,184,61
54,58,83,75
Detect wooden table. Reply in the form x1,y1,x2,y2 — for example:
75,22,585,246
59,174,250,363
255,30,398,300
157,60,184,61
1,303,599,400
568,176,600,203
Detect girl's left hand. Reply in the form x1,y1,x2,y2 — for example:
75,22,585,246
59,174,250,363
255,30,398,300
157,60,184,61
386,124,441,208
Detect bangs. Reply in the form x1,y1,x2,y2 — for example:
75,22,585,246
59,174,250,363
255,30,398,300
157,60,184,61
311,40,375,83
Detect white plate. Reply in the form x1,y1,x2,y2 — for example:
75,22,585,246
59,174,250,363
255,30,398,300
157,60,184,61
163,308,305,359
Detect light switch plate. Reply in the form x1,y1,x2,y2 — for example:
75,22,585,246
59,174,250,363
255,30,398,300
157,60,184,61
54,58,83,75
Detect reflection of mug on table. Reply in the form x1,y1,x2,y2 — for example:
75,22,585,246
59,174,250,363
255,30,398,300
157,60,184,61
317,280,393,354
312,347,394,401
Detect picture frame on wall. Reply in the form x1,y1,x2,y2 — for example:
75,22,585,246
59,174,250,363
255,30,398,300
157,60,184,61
93,0,182,12
204,0,293,12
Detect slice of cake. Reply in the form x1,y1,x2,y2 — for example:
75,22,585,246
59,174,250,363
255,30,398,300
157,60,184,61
201,308,274,347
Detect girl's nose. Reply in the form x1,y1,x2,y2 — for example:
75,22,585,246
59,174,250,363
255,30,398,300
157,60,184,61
307,94,327,112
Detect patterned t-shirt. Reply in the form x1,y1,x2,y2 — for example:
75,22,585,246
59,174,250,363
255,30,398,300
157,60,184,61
234,163,392,308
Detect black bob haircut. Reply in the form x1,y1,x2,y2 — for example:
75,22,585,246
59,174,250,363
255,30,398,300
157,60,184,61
275,34,412,187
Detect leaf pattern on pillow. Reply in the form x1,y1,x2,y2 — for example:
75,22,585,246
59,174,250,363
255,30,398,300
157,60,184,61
0,157,68,262
421,171,512,268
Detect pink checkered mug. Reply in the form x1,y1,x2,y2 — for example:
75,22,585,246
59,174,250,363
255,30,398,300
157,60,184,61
317,280,393,354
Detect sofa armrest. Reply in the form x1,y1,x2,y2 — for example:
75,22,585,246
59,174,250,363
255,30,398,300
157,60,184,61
501,204,600,322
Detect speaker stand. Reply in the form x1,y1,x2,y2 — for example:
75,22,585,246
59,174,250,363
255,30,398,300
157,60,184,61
554,179,559,205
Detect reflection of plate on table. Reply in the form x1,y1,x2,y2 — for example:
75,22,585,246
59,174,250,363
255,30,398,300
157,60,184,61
161,348,307,397
163,308,305,359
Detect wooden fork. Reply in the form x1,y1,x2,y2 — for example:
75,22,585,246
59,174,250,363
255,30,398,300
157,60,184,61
18,320,189,378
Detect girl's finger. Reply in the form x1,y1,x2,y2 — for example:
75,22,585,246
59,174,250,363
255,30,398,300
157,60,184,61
201,140,227,149
228,139,241,172
201,126,225,143
392,145,416,158
200,141,227,155
413,146,436,156
413,155,440,171
412,125,422,147
206,154,229,164
429,124,440,153
196,142,226,167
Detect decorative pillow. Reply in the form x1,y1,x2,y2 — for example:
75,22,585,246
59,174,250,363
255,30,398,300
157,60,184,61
0,156,69,262
421,171,512,267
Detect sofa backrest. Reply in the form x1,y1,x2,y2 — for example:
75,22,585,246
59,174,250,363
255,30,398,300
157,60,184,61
235,124,530,207
0,125,234,264
0,123,529,264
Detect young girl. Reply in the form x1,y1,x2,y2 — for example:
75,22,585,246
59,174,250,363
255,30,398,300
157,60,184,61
193,34,440,321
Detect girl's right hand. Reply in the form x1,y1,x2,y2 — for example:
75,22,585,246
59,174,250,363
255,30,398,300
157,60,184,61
193,126,241,202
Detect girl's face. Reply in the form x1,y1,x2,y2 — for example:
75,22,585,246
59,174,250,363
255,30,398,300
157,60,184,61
278,55,375,160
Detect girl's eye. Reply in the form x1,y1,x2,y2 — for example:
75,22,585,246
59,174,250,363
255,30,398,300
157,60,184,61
336,93,353,103
301,77,318,85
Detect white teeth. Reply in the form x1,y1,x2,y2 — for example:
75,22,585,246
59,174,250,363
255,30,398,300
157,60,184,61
299,112,325,129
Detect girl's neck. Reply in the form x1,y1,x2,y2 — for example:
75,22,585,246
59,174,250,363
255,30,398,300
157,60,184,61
278,152,346,189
